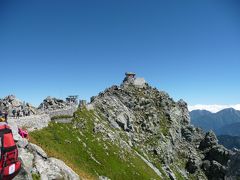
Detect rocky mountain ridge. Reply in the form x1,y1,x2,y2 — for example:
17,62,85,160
2,73,240,179
85,74,240,179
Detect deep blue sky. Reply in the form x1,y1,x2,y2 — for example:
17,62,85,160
1,0,240,106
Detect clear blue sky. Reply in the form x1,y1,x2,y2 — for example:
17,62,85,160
0,0,240,106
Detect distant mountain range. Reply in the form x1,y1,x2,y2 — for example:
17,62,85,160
217,122,240,137
190,108,240,136
218,135,240,150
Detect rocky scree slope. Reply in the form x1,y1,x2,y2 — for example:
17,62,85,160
88,77,240,179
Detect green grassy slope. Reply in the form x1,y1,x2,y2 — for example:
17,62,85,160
30,108,162,180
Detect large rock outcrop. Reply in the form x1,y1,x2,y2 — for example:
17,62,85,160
38,96,70,111
8,117,80,180
0,95,37,116
226,152,240,179
15,141,80,180
38,96,77,118
87,73,239,179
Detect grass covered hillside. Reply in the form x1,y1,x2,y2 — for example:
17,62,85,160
30,108,162,180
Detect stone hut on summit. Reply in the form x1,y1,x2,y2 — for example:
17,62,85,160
123,72,146,88
123,72,136,84
125,72,136,79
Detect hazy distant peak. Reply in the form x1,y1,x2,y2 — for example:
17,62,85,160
188,104,240,113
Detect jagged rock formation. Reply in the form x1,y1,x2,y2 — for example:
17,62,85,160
0,95,37,115
226,152,240,179
16,141,80,180
38,96,70,110
86,73,239,179
38,96,77,118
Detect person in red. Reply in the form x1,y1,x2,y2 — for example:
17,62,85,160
0,117,21,179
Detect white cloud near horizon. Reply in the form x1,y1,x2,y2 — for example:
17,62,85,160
188,104,240,113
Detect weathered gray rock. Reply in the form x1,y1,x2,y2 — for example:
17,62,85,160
205,145,232,165
186,156,202,173
15,142,80,180
92,93,135,132
38,96,67,110
17,138,29,148
28,143,48,159
199,131,218,150
0,95,37,116
34,157,79,180
226,152,240,179
18,148,34,174
38,97,78,119
202,160,226,180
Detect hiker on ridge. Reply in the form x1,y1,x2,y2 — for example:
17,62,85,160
4,111,8,123
12,109,16,118
17,110,20,119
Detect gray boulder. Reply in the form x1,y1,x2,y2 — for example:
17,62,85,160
202,160,226,180
199,131,218,150
226,152,240,179
0,95,37,116
38,96,70,111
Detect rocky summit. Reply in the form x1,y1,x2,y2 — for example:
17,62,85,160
88,74,240,179
4,73,240,179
